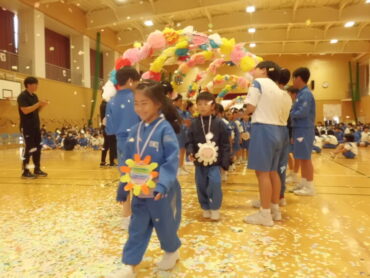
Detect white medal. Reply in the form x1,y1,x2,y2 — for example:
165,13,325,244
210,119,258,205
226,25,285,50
195,116,218,166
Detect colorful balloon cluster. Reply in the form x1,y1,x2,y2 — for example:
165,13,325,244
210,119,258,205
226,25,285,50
205,74,250,98
103,26,262,101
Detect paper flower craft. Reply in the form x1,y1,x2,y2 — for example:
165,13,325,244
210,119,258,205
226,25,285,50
120,154,159,196
195,141,219,166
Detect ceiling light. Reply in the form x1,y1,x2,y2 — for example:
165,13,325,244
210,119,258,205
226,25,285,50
144,20,154,27
246,6,256,13
248,27,256,33
344,21,355,28
330,39,338,44
249,43,256,48
366,0,370,3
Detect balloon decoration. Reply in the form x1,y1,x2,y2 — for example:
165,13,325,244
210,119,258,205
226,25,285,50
102,25,263,101
204,74,250,99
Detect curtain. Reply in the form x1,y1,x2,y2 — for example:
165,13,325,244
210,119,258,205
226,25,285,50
90,48,103,78
45,28,70,69
0,8,16,53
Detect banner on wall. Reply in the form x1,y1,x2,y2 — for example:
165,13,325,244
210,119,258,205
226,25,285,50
323,104,341,120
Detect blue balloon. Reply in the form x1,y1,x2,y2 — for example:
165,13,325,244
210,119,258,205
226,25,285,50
109,70,117,85
210,40,219,49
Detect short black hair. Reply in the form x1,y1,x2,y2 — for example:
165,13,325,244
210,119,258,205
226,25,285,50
24,76,38,87
320,130,326,135
196,91,215,103
256,61,281,82
287,86,299,94
215,103,224,114
116,66,140,86
327,130,335,135
173,94,183,101
293,67,310,83
160,81,173,96
344,134,355,142
278,68,291,86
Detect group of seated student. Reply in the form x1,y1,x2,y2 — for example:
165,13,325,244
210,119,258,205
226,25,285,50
40,124,104,151
311,122,370,159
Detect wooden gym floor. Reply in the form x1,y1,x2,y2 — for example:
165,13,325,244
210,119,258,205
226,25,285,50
0,147,369,278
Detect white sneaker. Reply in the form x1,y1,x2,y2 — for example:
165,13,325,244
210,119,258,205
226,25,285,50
271,208,282,221
107,264,135,278
244,210,274,227
210,210,220,221
279,198,287,207
157,250,179,270
290,182,305,192
202,210,211,218
250,199,260,208
294,184,315,196
122,216,130,230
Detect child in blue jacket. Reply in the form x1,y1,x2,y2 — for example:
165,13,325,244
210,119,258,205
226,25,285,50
108,80,182,278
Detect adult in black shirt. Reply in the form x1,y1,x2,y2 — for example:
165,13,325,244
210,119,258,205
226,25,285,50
17,77,48,178
100,100,117,166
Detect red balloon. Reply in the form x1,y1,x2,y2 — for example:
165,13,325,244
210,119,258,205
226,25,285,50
115,58,132,70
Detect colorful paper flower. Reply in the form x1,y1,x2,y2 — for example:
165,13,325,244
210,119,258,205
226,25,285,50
120,154,159,196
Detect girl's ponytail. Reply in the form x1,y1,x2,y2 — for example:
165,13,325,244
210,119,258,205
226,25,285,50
136,80,182,134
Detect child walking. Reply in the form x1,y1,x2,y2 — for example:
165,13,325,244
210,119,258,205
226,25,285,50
186,92,231,221
109,80,182,277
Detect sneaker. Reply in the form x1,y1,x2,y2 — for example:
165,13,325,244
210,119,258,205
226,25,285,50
34,169,48,177
109,163,118,167
279,198,287,207
202,210,211,218
157,250,179,271
21,170,36,179
250,199,260,208
294,184,315,196
100,162,108,167
210,210,220,221
271,208,282,221
107,264,135,278
122,216,130,230
244,210,274,227
290,182,305,192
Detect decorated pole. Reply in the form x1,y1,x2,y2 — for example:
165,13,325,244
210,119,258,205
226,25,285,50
88,32,101,127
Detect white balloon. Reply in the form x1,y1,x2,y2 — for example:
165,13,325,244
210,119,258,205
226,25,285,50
102,80,117,102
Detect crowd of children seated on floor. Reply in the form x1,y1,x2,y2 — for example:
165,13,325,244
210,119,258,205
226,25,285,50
40,124,104,151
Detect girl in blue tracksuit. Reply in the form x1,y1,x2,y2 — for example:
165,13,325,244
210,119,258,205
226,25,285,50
109,80,182,278
172,94,191,174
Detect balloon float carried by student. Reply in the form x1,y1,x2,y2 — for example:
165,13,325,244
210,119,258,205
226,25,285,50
102,26,262,101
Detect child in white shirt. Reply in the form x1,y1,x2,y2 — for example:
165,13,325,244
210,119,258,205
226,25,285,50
331,134,358,159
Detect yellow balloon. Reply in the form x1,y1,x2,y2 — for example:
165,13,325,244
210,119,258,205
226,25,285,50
220,38,235,56
240,56,256,72
162,47,176,57
175,41,188,49
202,50,213,60
133,42,142,48
150,55,167,73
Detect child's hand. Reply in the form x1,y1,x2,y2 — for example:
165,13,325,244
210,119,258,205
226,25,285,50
154,193,163,201
188,154,195,162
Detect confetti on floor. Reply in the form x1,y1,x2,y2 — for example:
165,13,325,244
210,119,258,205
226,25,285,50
0,148,369,277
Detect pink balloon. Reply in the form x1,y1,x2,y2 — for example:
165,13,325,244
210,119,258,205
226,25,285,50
123,48,141,64
141,71,151,79
139,43,151,60
147,31,166,50
231,43,246,65
192,33,209,46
